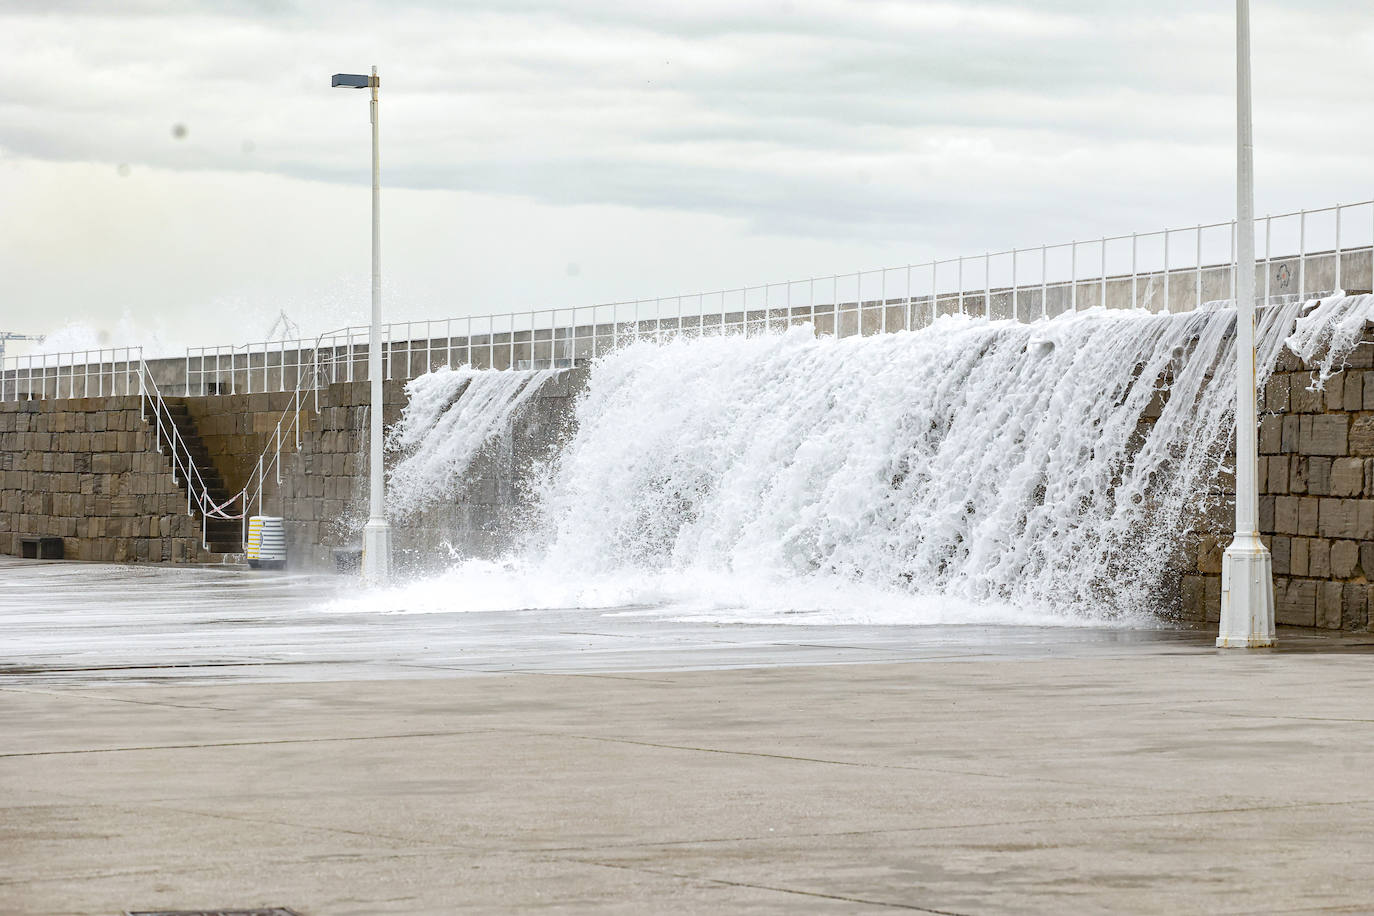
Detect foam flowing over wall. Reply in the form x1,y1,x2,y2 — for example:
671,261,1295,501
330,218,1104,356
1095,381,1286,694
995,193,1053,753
1286,294,1374,388
386,366,557,517
363,300,1342,625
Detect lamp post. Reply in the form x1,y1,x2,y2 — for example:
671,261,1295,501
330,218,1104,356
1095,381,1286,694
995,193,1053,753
332,66,391,585
1217,0,1274,647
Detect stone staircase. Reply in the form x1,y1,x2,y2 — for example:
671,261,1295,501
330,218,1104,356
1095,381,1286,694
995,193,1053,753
160,400,244,555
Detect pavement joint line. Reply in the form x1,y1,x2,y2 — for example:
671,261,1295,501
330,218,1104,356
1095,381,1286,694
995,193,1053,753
0,685,236,712
391,664,681,683
0,865,173,888
0,846,483,889
507,729,1158,791
140,801,480,851
1166,708,1374,725
0,729,497,759
1238,905,1374,915
569,858,971,913
495,670,682,683
783,642,946,653
0,786,484,853
532,797,1374,856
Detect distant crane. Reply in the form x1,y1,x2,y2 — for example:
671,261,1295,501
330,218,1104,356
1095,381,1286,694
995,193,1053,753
265,309,301,342
0,332,44,361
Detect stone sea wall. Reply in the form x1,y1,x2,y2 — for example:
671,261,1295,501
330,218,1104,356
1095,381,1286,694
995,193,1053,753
1180,328,1374,629
8,324,1374,632
0,397,217,563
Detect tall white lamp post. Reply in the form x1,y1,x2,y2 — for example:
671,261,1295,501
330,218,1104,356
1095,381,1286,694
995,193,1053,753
1217,0,1274,647
332,66,392,585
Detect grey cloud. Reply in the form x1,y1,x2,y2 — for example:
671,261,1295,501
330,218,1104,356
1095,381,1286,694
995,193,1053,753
1,0,1370,247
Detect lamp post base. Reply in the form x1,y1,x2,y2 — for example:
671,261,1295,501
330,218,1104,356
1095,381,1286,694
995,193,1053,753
361,517,392,586
1217,532,1275,648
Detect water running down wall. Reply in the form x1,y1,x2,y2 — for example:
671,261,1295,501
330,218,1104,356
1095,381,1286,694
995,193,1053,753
374,298,1374,625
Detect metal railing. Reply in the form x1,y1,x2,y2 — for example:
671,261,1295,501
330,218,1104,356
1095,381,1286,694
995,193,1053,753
1,347,143,401
134,343,325,552
6,198,1374,405
135,360,230,551
231,348,324,546
178,197,1374,393
5,197,1371,557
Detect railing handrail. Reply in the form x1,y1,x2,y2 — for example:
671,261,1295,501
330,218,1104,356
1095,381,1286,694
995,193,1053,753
133,329,334,552
173,195,1374,356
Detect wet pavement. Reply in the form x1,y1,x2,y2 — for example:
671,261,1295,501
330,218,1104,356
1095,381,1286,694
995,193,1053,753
8,558,1374,914
0,557,1225,686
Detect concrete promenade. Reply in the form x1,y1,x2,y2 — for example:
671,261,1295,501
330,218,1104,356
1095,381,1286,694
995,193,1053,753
7,638,1374,914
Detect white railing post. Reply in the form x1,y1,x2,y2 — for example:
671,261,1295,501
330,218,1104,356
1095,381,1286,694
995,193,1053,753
1163,231,1171,313
1335,204,1343,292
1070,241,1077,312
1298,209,1306,299
903,265,911,329
1040,244,1048,319
956,257,963,316
1099,239,1106,308
983,253,991,318
929,262,936,324
1012,249,1019,318
1195,225,1203,308
1131,232,1138,308
1264,215,1272,304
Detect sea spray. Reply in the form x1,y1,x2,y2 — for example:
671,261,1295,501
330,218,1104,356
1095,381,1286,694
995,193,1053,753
386,366,557,517
1285,293,1374,388
362,298,1337,625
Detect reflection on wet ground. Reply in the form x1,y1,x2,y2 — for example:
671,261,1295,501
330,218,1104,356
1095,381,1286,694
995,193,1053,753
0,557,1264,686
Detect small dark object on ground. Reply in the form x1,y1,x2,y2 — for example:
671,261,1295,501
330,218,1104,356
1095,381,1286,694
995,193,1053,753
333,547,363,572
19,537,62,560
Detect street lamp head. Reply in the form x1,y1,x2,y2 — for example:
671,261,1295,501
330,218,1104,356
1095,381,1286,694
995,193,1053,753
332,73,376,89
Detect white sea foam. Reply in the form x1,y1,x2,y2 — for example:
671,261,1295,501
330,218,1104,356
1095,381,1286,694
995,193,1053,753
1285,293,1374,388
345,298,1345,626
385,366,557,517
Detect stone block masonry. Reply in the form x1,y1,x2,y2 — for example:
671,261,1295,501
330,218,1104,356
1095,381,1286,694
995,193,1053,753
0,380,418,567
0,397,216,563
1180,326,1374,631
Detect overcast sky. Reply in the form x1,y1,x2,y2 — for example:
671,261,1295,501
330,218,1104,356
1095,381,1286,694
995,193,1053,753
1,0,1372,356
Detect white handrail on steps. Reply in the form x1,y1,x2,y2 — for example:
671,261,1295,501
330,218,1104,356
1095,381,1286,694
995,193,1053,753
136,335,328,554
